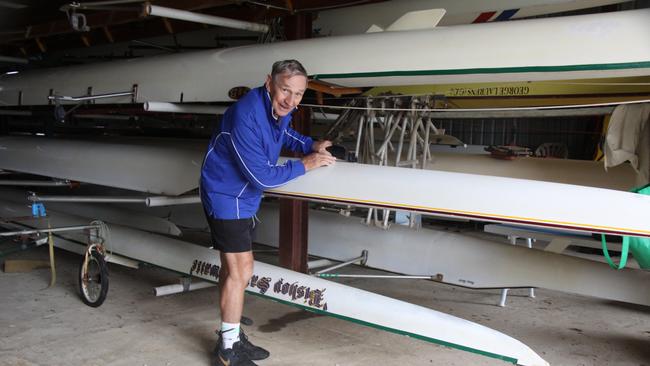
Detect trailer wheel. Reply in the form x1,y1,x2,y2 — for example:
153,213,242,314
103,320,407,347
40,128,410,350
78,249,109,307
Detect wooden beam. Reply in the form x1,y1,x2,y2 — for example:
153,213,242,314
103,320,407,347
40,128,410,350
279,105,312,273
278,12,312,273
0,0,233,44
34,37,46,53
3,260,50,273
308,79,362,97
278,198,309,273
103,26,114,43
283,11,311,41
284,0,294,13
80,35,91,47
162,18,174,34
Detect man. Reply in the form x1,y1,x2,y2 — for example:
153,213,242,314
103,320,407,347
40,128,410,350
200,59,336,366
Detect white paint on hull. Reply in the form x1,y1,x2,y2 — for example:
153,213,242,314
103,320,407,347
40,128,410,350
423,152,637,191
0,136,203,196
268,158,650,238
255,205,650,307
0,136,646,237
0,9,648,106
314,0,633,35
0,196,548,366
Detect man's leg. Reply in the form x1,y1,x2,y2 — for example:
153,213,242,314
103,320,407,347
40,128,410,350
218,252,229,296
210,216,267,365
220,251,253,324
213,250,256,366
216,252,270,362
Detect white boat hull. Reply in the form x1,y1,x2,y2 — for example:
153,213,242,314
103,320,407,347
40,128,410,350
0,195,548,366
1,136,647,238
0,9,648,106
423,152,637,191
314,0,633,35
0,136,202,196
268,158,650,238
254,205,650,307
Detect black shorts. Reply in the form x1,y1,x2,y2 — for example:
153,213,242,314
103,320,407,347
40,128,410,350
205,214,256,253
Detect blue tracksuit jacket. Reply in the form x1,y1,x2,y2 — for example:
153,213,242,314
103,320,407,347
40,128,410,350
200,86,313,219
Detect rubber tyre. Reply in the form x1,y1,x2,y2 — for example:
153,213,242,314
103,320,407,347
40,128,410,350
78,250,109,307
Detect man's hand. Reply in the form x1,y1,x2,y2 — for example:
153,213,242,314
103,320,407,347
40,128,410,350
312,140,333,155
302,152,336,171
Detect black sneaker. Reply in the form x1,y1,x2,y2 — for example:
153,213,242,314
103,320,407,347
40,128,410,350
238,330,270,360
216,329,270,361
212,342,257,366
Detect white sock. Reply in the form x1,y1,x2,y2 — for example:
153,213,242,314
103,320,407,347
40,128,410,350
221,322,240,349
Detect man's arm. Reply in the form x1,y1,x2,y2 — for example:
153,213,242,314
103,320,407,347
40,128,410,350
228,116,306,190
282,127,314,155
311,140,333,155
301,152,336,171
282,127,333,156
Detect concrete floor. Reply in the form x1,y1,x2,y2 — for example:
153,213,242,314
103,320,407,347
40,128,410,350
1,246,649,366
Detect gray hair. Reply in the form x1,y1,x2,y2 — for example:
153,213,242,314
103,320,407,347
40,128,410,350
271,60,308,82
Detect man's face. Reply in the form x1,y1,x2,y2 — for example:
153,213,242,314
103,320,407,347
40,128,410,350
265,72,308,118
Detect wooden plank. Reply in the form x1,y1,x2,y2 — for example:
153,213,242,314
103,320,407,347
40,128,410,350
3,259,50,273
308,80,362,97
279,199,308,272
278,63,311,272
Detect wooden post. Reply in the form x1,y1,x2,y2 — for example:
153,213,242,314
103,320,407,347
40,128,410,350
278,13,312,273
162,18,174,34
279,106,311,273
283,12,311,41
103,27,114,43
80,35,91,47
35,37,46,53
279,194,309,272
